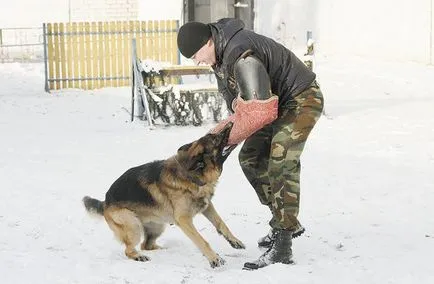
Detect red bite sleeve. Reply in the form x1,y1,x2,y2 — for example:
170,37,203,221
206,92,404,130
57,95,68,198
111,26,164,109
210,96,278,145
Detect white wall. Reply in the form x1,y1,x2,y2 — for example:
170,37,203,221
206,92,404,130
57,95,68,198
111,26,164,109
0,0,70,27
70,0,139,22
0,0,181,28
254,0,434,64
315,0,432,64
432,0,434,64
0,0,181,61
254,0,316,53
138,0,182,21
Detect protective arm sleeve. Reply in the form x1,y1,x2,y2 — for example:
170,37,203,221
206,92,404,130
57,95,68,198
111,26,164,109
210,54,278,145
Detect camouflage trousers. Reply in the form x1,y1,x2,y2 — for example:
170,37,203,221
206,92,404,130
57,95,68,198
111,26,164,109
238,81,324,231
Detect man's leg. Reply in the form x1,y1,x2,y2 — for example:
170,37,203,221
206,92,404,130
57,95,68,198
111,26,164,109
268,84,324,231
244,84,324,270
239,126,292,248
238,126,273,207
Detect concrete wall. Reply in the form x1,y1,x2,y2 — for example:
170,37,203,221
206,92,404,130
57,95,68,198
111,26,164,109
0,0,70,27
314,0,432,64
254,0,316,53
432,0,434,64
210,0,234,23
138,0,182,21
71,0,138,22
0,0,183,28
0,0,181,62
254,0,434,64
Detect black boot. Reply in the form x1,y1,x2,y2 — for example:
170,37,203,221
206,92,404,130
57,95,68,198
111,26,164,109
257,224,305,248
244,229,293,270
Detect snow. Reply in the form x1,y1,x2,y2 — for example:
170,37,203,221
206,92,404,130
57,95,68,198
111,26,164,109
140,59,173,74
1,56,434,284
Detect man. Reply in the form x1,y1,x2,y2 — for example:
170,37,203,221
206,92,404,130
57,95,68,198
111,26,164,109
177,18,324,270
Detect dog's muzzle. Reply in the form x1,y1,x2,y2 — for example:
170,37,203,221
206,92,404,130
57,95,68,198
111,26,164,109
217,122,237,162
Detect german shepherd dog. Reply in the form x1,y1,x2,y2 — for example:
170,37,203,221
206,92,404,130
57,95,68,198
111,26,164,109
82,122,245,268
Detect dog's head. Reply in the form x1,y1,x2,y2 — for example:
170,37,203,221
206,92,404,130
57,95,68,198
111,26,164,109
175,122,236,186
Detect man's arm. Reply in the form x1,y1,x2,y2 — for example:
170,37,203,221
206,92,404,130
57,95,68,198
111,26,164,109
211,53,278,145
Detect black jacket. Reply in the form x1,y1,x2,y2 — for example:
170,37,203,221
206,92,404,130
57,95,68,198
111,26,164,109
209,18,316,113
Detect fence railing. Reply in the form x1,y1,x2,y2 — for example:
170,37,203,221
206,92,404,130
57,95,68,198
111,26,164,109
43,20,179,91
0,27,44,62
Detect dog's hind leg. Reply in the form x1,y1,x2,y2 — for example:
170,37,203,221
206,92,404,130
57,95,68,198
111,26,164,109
104,208,150,262
141,222,165,250
202,202,245,249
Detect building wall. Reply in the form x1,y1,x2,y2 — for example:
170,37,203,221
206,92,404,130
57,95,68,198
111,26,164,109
315,0,432,64
0,0,181,62
431,0,434,64
0,0,183,28
254,0,434,64
0,0,70,27
138,0,182,21
254,0,316,54
70,0,139,22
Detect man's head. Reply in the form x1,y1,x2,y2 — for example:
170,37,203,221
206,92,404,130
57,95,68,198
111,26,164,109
177,22,216,66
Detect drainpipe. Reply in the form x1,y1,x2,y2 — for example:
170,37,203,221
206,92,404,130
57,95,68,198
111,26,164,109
68,0,71,23
430,0,433,64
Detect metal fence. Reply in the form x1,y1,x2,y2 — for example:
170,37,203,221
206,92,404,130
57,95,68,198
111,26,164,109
0,27,44,63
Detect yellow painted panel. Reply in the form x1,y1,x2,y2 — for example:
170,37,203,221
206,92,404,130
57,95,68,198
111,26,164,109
141,21,147,60
111,22,118,87
53,23,60,90
148,21,155,60
85,22,92,89
47,23,55,90
97,22,104,89
171,20,178,64
79,22,86,89
122,21,130,86
104,22,111,88
65,23,73,88
91,22,99,89
72,23,79,89
59,23,66,89
134,21,141,61
154,20,160,61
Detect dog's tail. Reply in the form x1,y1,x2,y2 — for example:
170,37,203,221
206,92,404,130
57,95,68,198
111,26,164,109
82,196,105,216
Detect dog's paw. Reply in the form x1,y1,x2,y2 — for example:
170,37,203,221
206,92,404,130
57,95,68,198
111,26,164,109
209,254,226,268
228,238,246,249
133,255,150,262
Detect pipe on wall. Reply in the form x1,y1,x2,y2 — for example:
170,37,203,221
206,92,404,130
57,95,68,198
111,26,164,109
430,0,433,64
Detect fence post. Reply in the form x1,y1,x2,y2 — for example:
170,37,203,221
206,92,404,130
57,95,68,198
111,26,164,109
131,38,153,127
131,38,136,122
304,30,314,71
176,20,180,64
42,23,50,93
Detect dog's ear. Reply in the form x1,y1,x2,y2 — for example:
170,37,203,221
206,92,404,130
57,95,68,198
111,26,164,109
175,143,195,171
187,155,205,172
177,142,192,153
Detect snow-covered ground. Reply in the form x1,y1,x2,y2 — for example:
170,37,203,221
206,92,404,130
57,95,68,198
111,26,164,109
1,56,433,283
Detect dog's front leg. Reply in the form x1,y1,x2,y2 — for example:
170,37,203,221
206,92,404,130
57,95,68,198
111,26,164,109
202,202,246,249
175,215,225,268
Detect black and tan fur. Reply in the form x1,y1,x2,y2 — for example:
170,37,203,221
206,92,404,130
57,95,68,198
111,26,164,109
83,122,244,268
